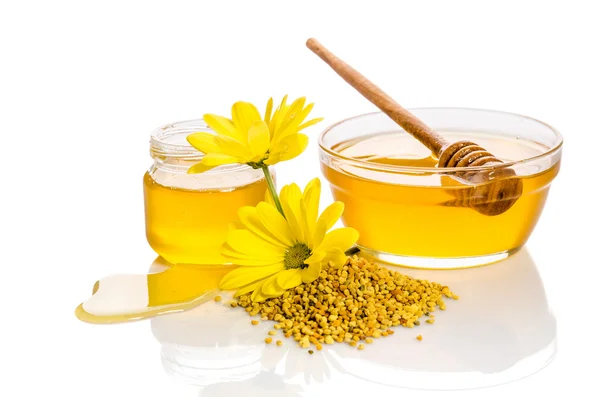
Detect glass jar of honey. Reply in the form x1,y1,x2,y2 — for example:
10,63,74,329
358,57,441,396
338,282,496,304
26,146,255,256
319,108,562,268
144,120,268,265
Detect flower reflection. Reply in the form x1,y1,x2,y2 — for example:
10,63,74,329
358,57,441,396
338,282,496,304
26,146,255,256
150,293,265,386
150,247,556,392
197,375,304,397
149,290,345,395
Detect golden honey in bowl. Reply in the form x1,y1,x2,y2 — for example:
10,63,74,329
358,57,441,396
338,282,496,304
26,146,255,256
144,120,268,265
319,109,562,268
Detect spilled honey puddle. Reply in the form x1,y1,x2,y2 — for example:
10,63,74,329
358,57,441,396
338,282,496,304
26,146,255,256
75,257,232,324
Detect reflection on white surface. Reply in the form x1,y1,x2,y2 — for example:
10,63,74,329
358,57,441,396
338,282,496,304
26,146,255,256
150,292,343,395
150,247,556,392
335,248,557,389
151,299,265,386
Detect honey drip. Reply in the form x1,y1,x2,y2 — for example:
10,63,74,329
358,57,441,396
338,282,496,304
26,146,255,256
75,257,231,324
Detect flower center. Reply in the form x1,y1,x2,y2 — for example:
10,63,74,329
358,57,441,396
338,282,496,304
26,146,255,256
284,243,311,270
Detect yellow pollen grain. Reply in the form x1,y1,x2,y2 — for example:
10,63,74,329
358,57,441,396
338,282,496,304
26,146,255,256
231,256,454,351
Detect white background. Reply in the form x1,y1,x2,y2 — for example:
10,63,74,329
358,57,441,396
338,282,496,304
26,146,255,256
1,0,599,395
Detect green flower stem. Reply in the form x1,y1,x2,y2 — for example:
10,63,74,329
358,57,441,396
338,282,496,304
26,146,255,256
261,166,285,218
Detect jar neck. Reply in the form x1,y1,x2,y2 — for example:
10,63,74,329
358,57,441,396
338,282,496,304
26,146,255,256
149,119,253,174
148,119,267,190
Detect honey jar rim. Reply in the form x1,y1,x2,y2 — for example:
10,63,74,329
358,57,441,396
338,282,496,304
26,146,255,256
148,118,254,174
318,107,563,174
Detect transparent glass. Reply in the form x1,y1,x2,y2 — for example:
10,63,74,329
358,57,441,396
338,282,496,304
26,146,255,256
319,108,562,268
144,119,268,265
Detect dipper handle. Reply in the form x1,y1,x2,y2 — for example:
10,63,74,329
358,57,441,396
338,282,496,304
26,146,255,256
306,38,524,216
306,38,448,155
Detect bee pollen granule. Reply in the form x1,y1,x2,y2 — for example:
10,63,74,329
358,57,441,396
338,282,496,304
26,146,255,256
235,255,455,350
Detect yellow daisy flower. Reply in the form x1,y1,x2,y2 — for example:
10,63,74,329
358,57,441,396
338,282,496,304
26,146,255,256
186,96,323,173
219,178,359,302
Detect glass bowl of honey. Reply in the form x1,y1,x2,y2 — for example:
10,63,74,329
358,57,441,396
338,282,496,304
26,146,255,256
144,119,268,265
319,108,562,269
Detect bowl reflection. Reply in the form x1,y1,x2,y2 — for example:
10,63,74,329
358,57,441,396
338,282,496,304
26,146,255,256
150,247,556,391
334,247,557,389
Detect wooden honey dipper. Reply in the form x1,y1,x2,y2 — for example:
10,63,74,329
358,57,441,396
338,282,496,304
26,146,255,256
306,38,523,216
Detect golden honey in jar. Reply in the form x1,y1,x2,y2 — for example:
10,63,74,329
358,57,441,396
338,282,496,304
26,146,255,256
144,120,268,265
319,108,562,268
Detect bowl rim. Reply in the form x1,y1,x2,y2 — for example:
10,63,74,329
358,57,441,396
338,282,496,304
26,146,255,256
318,107,564,173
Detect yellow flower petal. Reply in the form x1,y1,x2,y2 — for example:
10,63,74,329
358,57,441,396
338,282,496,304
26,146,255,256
265,133,308,165
213,135,252,158
276,269,303,290
224,256,282,267
264,97,274,128
232,101,262,134
299,179,320,247
280,183,304,241
186,132,221,154
219,263,284,290
261,273,285,296
302,178,321,230
227,229,286,257
201,153,240,166
281,133,309,161
310,221,328,250
203,114,242,141
317,201,345,231
222,246,283,266
270,95,289,132
263,154,281,166
234,277,268,298
304,250,325,265
272,97,307,144
298,117,324,131
301,261,323,283
237,206,287,247
280,97,306,124
251,287,271,302
322,248,348,268
222,245,274,261
316,227,359,253
256,202,294,246
299,200,312,248
247,121,270,159
187,162,216,174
